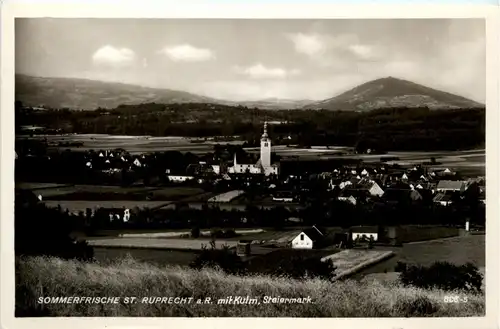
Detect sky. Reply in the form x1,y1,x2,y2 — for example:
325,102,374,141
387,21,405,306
15,18,486,103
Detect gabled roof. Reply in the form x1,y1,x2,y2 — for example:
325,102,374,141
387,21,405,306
433,193,453,202
300,226,326,242
436,180,466,190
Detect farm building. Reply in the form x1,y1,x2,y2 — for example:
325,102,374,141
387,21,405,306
351,227,379,242
291,226,326,249
436,180,467,193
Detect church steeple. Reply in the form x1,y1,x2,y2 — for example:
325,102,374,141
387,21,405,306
260,121,271,169
261,121,269,141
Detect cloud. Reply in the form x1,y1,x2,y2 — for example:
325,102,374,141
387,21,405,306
233,63,300,79
92,45,136,67
287,33,327,57
348,44,378,60
287,32,382,66
159,44,215,62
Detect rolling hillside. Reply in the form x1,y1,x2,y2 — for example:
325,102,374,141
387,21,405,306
15,75,311,111
16,74,483,111
15,74,221,110
304,77,484,111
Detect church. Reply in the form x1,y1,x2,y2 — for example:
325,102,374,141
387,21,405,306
226,122,280,176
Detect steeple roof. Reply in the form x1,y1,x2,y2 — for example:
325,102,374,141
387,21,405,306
261,121,269,140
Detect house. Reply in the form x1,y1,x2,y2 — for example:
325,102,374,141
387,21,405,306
338,194,357,205
360,181,384,197
433,193,453,206
291,226,326,249
338,188,368,205
436,180,466,193
350,226,379,242
167,175,195,183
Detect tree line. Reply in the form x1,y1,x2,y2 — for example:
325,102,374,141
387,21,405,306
16,101,485,151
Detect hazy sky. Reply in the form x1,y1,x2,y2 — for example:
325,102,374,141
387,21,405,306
16,18,485,102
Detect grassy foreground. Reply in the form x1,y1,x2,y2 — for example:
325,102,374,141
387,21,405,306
16,256,485,317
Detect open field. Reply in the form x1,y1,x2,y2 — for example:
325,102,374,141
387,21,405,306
225,229,303,243
92,247,198,267
118,229,265,239
355,234,485,277
87,237,238,250
17,134,234,154
43,200,171,212
18,183,208,203
16,256,485,317
28,184,160,198
15,182,72,190
40,186,206,202
395,225,460,243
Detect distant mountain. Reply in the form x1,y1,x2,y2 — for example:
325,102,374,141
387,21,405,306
15,74,311,111
304,77,484,111
236,98,313,110
15,74,221,110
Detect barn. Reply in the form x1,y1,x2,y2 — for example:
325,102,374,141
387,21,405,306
291,226,326,249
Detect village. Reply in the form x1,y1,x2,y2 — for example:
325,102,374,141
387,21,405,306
15,121,486,278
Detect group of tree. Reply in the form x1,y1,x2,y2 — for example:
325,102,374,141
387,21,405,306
15,190,94,260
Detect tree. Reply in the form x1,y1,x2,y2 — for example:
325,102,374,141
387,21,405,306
191,226,201,238
190,243,245,275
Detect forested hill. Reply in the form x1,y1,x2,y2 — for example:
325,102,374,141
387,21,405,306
16,102,485,152
305,77,483,111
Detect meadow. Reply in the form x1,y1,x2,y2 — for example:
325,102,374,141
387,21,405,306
87,238,239,251
16,256,485,317
355,234,485,277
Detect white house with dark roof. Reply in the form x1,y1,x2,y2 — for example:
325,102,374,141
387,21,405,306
291,226,326,249
351,227,379,242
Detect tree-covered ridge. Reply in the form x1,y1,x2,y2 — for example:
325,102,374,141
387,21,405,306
16,101,485,152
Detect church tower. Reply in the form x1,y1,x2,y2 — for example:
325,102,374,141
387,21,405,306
260,121,271,168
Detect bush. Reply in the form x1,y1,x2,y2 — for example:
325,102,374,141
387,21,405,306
190,227,200,238
399,261,483,292
190,244,245,274
222,228,237,238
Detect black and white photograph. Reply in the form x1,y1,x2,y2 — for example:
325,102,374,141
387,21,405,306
1,4,499,326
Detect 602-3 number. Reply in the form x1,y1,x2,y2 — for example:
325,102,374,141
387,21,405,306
444,296,468,303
